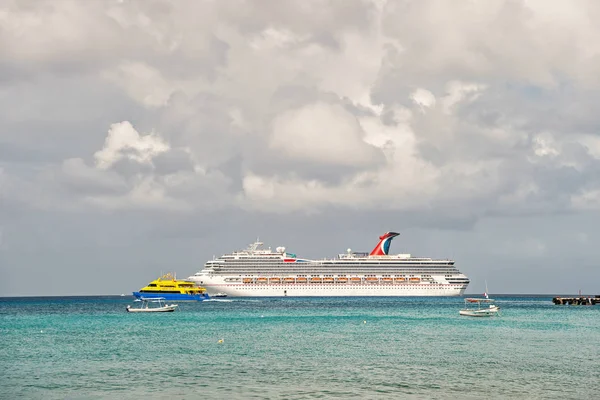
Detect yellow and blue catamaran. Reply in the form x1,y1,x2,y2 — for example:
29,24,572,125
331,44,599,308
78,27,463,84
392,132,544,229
133,273,210,301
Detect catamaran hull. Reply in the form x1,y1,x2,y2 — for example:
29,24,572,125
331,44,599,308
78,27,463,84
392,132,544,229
132,292,209,301
459,311,498,317
459,307,500,317
126,307,177,313
195,280,467,297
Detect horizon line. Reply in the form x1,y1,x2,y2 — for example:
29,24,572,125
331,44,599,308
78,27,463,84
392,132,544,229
2,293,598,299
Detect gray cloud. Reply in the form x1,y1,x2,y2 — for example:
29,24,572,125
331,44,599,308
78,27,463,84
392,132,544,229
2,0,600,295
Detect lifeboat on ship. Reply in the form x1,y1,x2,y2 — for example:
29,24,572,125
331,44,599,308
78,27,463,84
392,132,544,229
284,277,296,284
394,277,406,283
323,277,334,283
336,277,348,283
256,277,268,284
381,277,393,283
310,277,322,283
409,277,421,283
296,277,308,283
365,277,379,283
269,277,281,284
350,277,362,283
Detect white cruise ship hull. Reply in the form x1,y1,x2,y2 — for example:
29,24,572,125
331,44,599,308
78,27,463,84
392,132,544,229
198,277,466,297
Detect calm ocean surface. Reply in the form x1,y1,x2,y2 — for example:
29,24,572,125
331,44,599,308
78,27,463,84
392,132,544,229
1,296,599,399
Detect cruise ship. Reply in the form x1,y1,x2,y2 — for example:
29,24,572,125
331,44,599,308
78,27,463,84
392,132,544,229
187,232,469,297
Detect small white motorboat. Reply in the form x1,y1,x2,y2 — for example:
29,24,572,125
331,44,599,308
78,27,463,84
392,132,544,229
126,297,178,313
212,292,228,298
459,297,500,317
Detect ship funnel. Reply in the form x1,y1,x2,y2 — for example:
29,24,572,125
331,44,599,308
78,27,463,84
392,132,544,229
369,232,400,256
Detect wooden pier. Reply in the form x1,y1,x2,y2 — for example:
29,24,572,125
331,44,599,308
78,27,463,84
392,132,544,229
552,296,600,305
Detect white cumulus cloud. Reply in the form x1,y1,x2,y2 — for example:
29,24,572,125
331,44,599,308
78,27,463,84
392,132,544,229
94,121,170,169
269,102,381,167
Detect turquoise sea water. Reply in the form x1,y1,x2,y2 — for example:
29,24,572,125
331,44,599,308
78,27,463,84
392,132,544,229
1,296,599,399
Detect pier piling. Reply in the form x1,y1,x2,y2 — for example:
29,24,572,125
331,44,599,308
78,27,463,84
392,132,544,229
552,296,600,305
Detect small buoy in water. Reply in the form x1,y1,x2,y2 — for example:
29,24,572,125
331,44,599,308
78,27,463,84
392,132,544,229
363,321,367,324
218,339,224,343
40,330,43,333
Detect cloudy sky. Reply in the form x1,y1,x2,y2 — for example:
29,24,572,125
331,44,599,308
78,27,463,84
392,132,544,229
2,0,600,296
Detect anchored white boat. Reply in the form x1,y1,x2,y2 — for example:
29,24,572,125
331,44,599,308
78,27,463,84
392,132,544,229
459,298,500,317
126,297,178,313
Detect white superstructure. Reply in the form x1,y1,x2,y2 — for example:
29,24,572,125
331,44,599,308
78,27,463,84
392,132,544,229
187,232,469,297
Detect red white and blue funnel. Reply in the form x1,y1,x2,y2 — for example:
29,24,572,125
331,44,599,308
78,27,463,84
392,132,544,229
369,232,400,256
